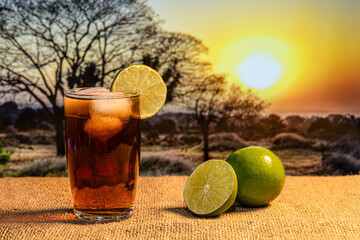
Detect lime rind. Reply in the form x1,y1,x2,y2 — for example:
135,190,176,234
183,160,238,217
226,146,285,207
110,64,167,119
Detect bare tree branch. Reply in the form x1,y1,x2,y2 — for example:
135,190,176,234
0,0,220,157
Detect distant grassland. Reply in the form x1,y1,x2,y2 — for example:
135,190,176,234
1,143,322,177
0,145,57,176
196,148,322,176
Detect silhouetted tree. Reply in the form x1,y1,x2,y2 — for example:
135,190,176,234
0,101,18,131
67,62,101,88
308,114,359,140
180,71,266,161
284,115,305,132
259,114,286,138
155,118,177,134
0,114,12,131
1,101,18,113
139,33,208,102
141,120,159,145
0,0,208,155
15,107,37,131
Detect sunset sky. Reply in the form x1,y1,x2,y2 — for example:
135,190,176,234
148,0,360,115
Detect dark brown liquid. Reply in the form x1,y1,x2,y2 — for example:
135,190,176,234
65,98,140,215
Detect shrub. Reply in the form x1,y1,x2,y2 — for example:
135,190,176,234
158,135,181,147
17,151,200,177
178,134,202,146
330,137,359,153
140,151,199,176
311,140,330,152
142,130,159,146
154,118,177,134
321,137,360,175
14,107,53,131
208,132,248,151
308,114,359,140
4,125,17,135
284,115,305,132
259,114,286,138
1,130,55,146
141,120,160,146
18,156,67,177
15,107,38,131
0,146,14,164
322,152,360,175
0,115,13,132
16,131,56,145
271,132,314,150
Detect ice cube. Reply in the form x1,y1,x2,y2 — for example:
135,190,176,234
75,87,110,95
65,88,110,117
65,97,90,117
84,115,124,141
90,98,131,120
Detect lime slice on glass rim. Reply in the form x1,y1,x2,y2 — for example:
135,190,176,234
183,160,238,217
110,64,167,119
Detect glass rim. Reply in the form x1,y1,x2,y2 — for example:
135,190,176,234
65,87,140,100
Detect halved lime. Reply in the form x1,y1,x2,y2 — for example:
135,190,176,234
183,160,238,217
110,64,167,119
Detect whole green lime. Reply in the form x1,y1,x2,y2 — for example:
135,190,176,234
226,146,285,207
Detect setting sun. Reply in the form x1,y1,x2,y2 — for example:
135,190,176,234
214,37,299,99
149,0,360,114
236,52,283,90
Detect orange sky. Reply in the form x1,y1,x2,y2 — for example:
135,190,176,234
148,0,360,115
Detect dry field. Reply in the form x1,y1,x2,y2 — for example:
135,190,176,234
1,144,56,176
0,142,322,177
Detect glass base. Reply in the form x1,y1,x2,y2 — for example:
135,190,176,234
74,207,134,222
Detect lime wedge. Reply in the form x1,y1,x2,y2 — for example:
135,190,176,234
183,160,238,217
110,64,167,119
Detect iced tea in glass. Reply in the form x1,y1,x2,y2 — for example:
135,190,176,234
64,87,140,222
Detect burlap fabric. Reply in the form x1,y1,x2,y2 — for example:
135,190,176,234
0,176,359,239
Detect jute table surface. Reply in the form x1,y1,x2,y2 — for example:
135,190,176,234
0,176,359,239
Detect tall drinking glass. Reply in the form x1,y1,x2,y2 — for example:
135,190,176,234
64,87,140,222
